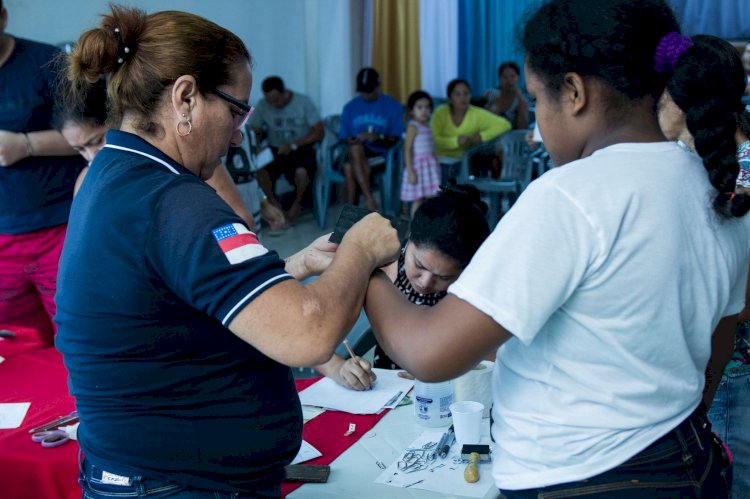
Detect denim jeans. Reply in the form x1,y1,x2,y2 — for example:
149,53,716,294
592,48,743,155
500,404,732,498
709,374,750,499
79,455,279,499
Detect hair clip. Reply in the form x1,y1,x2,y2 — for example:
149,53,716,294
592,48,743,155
654,32,692,74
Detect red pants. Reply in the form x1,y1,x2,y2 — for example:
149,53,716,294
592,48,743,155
0,224,66,346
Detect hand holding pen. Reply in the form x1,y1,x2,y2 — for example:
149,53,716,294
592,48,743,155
341,339,377,391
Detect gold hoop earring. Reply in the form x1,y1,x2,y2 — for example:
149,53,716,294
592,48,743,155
177,113,192,137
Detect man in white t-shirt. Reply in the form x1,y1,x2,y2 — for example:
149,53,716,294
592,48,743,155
249,76,323,221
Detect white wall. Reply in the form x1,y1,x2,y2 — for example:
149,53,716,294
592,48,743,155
4,0,362,116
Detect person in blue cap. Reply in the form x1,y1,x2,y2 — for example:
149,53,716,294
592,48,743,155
339,67,404,211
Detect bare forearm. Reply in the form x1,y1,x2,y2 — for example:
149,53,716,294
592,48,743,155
229,214,399,367
293,123,324,148
314,354,347,383
303,245,377,338
229,251,375,367
366,271,509,381
27,130,78,157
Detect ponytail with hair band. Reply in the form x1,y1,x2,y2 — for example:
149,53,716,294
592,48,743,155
654,32,692,74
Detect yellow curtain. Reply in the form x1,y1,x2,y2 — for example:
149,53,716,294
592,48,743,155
372,0,421,105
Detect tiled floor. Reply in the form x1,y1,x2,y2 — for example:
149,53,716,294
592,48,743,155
258,206,332,259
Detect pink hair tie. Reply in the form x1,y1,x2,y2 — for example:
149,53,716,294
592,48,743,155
654,32,693,74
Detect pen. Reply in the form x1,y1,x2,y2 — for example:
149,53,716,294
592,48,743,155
438,425,455,459
342,339,357,359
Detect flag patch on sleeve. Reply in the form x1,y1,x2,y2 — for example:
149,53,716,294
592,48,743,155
211,223,268,264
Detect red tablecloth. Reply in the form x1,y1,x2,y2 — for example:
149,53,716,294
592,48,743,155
0,323,48,359
0,347,80,499
0,353,390,499
281,378,391,497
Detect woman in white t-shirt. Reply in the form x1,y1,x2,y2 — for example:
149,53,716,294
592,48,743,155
365,0,750,497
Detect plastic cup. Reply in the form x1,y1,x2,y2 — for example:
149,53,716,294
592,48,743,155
449,401,484,445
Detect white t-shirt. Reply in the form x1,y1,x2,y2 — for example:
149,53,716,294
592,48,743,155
449,142,750,490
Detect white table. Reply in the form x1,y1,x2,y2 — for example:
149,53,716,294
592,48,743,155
288,403,501,499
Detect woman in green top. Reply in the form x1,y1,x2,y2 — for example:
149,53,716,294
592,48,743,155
431,78,511,159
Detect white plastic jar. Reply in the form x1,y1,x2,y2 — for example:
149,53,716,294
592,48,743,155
413,379,453,427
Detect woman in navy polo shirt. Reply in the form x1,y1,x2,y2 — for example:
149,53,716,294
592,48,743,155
54,5,399,498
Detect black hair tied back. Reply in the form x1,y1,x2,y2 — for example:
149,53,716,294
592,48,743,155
409,183,491,268
441,183,488,217
666,34,750,218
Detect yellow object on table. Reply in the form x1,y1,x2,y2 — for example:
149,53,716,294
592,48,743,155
464,451,480,483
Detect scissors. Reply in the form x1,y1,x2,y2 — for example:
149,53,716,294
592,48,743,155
31,429,71,448
28,411,78,434
28,411,79,448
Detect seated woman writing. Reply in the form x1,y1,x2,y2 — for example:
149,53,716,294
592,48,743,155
315,184,491,390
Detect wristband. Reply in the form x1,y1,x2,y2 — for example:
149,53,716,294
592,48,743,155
22,133,33,157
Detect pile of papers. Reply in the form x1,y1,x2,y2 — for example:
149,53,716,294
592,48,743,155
299,368,413,414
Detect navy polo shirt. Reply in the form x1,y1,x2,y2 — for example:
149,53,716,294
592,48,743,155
56,130,299,492
0,37,84,234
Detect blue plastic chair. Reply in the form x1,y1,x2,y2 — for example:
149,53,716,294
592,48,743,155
313,115,403,229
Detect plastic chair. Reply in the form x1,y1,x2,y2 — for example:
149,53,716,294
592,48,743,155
457,130,533,228
530,144,553,180
437,133,506,185
313,114,402,228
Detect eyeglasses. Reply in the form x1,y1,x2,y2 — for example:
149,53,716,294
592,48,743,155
209,89,254,130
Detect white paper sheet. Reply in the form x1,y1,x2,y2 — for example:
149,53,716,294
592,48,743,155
302,405,326,423
374,430,495,497
299,368,414,414
0,402,31,429
291,439,322,465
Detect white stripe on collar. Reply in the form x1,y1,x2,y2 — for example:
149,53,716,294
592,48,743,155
103,144,181,175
